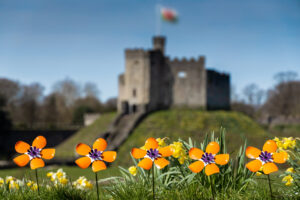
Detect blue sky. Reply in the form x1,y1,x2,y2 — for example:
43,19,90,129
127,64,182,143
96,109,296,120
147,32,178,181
1,0,300,101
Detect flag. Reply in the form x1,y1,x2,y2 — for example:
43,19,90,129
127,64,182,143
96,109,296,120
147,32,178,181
161,8,178,23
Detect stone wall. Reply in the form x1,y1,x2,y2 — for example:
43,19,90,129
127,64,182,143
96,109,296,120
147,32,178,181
148,50,173,111
206,69,230,110
167,56,206,108
122,49,151,112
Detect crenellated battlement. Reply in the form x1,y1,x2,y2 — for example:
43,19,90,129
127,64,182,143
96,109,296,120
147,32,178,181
166,56,205,65
125,48,148,58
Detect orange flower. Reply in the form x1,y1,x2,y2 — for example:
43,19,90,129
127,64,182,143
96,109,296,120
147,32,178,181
188,142,229,176
13,136,55,169
75,138,117,172
245,140,288,174
131,138,173,170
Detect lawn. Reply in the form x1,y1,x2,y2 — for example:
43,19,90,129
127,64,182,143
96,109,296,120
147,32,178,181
0,166,120,181
55,112,116,159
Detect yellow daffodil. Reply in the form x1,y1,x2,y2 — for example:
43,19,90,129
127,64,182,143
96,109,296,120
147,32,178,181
156,138,167,147
256,172,262,176
129,166,137,176
31,183,38,191
72,176,93,190
0,178,4,187
170,141,188,164
6,176,14,184
282,175,293,186
286,167,295,173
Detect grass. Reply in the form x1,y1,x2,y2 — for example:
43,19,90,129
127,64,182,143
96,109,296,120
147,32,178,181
55,112,116,159
269,124,300,138
114,109,269,166
0,170,297,200
0,166,120,181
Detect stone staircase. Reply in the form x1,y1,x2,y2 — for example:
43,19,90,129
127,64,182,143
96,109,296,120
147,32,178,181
100,111,147,150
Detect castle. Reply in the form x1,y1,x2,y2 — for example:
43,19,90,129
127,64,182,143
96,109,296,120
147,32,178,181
118,36,230,114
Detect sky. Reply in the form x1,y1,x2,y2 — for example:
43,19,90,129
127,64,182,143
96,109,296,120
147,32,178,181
1,0,300,101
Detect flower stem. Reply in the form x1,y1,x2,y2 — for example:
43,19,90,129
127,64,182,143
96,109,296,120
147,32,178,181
35,169,40,195
209,176,215,200
267,174,273,199
152,165,155,200
95,172,100,200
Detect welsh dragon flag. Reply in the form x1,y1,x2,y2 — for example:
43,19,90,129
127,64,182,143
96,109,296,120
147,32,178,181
161,7,178,23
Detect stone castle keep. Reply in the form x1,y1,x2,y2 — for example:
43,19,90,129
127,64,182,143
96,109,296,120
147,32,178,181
118,36,230,114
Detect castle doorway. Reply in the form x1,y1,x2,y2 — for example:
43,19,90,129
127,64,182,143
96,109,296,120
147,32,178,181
121,101,129,114
131,104,137,113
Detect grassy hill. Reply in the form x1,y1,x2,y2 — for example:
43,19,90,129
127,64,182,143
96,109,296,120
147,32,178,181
54,109,270,167
114,109,270,166
55,112,116,158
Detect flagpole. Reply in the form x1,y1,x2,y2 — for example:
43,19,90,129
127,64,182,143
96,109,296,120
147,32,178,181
155,4,161,36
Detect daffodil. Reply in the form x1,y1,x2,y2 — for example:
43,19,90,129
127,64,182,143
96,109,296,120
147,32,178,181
156,138,167,147
170,141,188,164
72,176,93,190
0,178,4,187
282,175,294,186
129,166,137,176
256,172,262,176
286,167,295,173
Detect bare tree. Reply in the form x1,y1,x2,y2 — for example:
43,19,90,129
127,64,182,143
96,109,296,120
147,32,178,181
0,78,20,104
18,83,44,128
274,71,298,84
83,82,100,98
243,84,265,107
52,78,81,106
263,71,300,118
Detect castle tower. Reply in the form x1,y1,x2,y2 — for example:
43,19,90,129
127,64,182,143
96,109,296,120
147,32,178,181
153,36,166,54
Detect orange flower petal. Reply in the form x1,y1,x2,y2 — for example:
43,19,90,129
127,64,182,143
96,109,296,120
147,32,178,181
76,143,91,156
246,146,261,159
75,157,91,169
154,157,169,169
102,151,117,162
41,148,55,159
215,154,229,165
13,154,30,167
131,148,146,159
93,138,107,151
246,159,262,172
144,138,158,150
263,162,278,174
92,160,106,172
159,146,173,157
205,142,220,154
138,158,153,170
262,140,277,153
30,158,45,170
188,160,204,173
205,163,220,176
189,148,204,160
273,152,288,164
32,136,47,149
15,141,30,154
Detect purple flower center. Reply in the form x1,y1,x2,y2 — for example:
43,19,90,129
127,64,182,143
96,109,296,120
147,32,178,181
146,148,160,160
27,146,41,158
201,152,215,164
259,151,272,163
89,149,102,160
